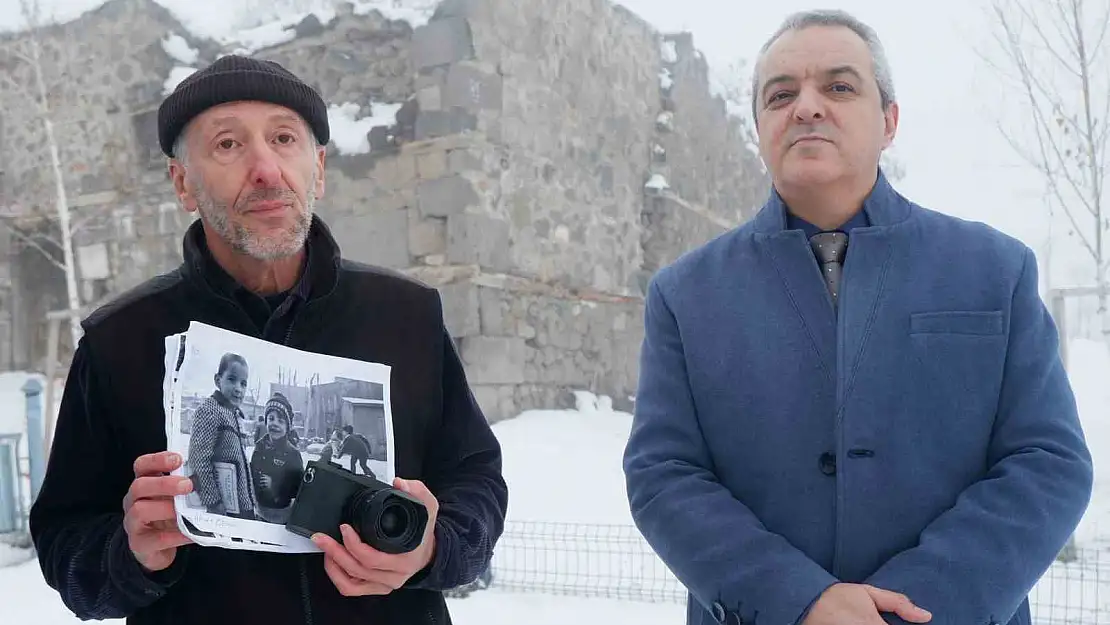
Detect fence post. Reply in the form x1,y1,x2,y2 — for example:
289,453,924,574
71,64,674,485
0,434,21,533
23,378,45,503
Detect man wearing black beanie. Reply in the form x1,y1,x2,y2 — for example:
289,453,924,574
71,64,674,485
30,55,508,625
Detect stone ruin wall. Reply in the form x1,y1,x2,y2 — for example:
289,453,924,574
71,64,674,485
0,0,769,421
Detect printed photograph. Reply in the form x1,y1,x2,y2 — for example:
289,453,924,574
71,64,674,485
164,321,394,552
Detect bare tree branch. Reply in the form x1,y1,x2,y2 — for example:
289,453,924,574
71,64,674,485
1015,0,1082,74
988,0,1107,266
994,3,1096,224
0,219,66,273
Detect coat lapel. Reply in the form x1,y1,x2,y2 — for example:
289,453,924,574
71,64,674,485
759,230,837,380
836,228,895,406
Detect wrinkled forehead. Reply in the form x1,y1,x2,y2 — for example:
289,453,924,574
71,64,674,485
756,25,874,89
190,100,310,138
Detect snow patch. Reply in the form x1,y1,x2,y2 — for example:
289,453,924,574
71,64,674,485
147,0,433,49
326,101,404,156
655,111,674,131
645,173,670,191
161,33,198,65
572,390,614,414
658,69,673,91
163,66,197,96
660,39,678,64
228,21,297,54
148,1,329,45
492,391,633,525
0,542,33,569
351,0,438,28
1067,338,1110,542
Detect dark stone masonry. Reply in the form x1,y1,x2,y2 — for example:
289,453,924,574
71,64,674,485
0,0,768,421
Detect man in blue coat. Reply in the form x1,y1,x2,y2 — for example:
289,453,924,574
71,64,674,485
623,9,1094,625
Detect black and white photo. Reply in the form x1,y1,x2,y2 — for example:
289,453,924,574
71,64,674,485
164,321,394,553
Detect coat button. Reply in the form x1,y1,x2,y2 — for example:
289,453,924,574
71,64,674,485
819,452,836,476
711,601,727,623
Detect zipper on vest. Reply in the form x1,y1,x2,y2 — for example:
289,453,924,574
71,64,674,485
299,558,315,625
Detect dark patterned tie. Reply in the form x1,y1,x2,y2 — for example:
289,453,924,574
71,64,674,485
809,232,848,306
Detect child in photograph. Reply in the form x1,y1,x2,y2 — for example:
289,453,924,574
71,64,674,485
250,392,305,524
187,352,257,520
338,424,376,478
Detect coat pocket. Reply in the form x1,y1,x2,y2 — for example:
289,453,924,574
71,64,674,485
906,309,1008,445
909,310,1004,336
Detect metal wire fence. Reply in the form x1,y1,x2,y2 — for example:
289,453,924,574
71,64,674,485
474,520,1110,623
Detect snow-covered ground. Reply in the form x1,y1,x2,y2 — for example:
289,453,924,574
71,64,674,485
0,338,1108,624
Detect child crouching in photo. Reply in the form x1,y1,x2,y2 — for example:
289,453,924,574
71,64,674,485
187,352,257,520
250,392,305,524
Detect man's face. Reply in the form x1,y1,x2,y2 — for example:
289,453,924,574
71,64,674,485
754,25,898,189
170,100,326,261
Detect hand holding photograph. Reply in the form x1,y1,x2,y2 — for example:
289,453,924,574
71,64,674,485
162,321,426,555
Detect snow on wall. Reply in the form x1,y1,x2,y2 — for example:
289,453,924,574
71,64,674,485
644,173,669,191
161,32,198,65
163,66,197,95
159,0,436,51
326,101,403,156
351,0,437,27
0,0,438,45
659,39,677,64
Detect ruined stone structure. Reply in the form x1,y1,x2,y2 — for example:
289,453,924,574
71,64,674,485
0,0,768,420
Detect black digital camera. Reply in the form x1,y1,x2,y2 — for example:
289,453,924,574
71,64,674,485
285,460,428,555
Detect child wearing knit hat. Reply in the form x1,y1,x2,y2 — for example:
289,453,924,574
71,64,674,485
249,392,305,524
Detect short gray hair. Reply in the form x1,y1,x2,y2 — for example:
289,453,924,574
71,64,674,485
172,130,190,166
751,9,896,123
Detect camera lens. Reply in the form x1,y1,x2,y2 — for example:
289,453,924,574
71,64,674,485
377,503,410,539
345,488,427,554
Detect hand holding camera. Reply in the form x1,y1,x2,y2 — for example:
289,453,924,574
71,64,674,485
284,460,439,597
309,476,439,597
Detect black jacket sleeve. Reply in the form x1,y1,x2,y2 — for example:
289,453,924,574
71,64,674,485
29,337,188,619
404,325,509,590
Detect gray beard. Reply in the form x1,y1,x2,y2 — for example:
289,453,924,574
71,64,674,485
192,175,316,261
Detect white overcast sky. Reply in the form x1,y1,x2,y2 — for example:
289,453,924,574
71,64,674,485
0,0,1099,287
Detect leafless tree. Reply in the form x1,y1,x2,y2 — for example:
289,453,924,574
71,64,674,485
0,0,146,350
0,0,83,348
981,0,1109,333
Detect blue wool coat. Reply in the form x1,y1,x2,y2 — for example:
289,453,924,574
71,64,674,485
623,172,1094,625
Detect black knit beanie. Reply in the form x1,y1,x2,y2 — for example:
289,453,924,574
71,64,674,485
265,392,295,428
158,55,330,158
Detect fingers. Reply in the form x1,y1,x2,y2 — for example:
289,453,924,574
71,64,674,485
393,478,438,513
134,451,182,478
339,524,404,573
126,500,191,557
124,499,177,537
322,555,394,597
124,475,193,511
313,527,411,591
125,453,191,511
313,531,379,580
865,585,932,622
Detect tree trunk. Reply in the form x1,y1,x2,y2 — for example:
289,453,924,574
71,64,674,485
29,35,82,349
